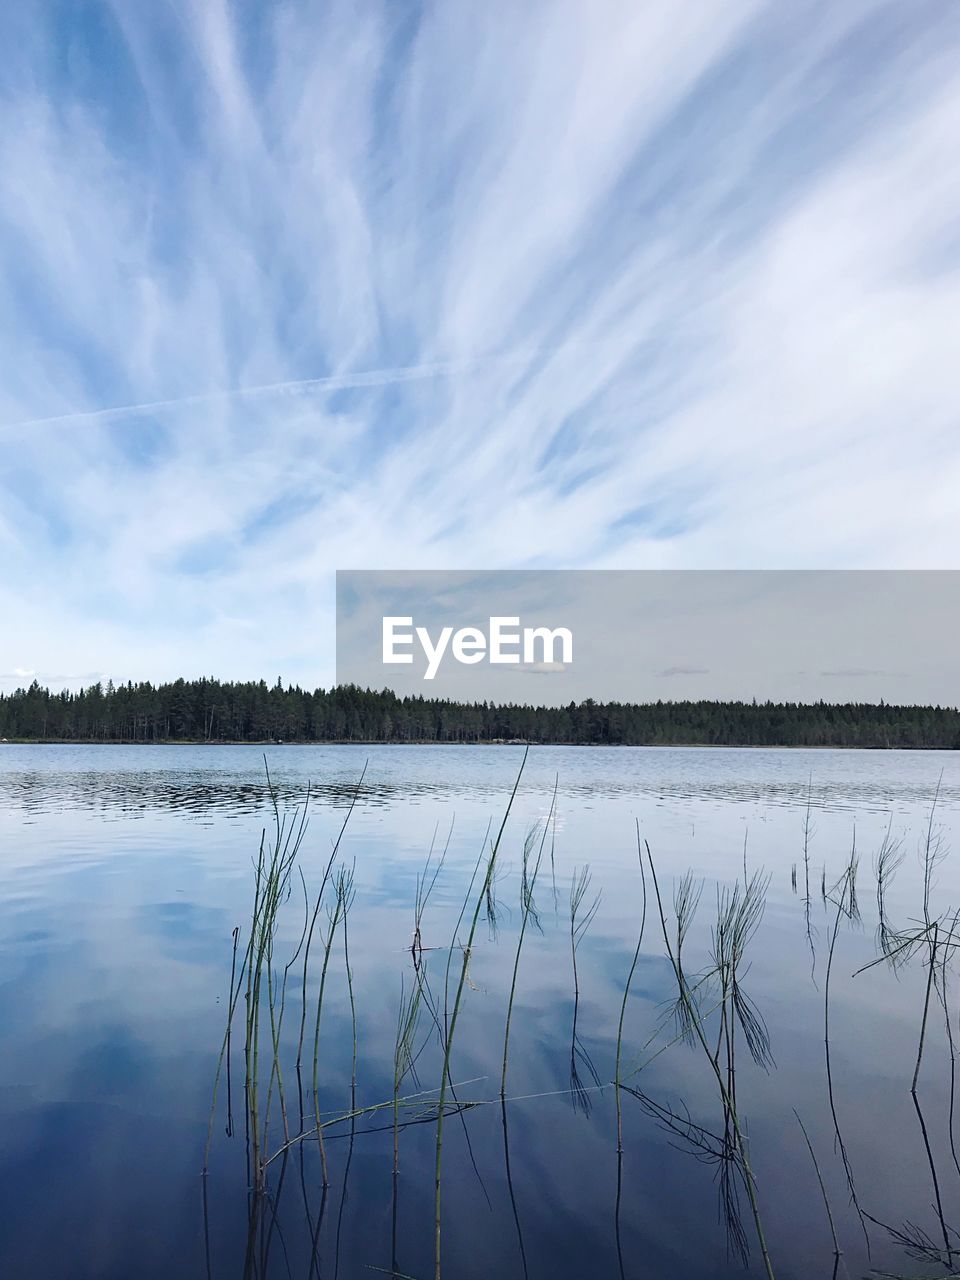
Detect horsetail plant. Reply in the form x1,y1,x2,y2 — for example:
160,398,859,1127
501,782,556,1096
646,842,776,1280
295,764,367,1076
434,747,527,1280
615,820,647,1154
569,863,602,1112
310,862,356,1187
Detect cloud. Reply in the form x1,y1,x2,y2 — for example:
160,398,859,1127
0,669,105,690
0,1,958,689
657,667,710,678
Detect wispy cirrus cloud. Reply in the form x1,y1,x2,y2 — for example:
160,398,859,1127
0,0,958,690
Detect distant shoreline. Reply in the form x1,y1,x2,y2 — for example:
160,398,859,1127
3,682,959,749
1,738,957,751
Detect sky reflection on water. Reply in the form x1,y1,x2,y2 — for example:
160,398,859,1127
2,744,960,1279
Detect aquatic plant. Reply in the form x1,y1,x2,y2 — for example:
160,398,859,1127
646,843,776,1280
200,758,960,1280
433,747,528,1280
501,788,554,1096
615,821,648,1154
568,863,602,1113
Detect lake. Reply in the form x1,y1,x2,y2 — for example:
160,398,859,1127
2,743,960,1279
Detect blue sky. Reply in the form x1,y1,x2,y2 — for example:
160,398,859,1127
1,0,958,691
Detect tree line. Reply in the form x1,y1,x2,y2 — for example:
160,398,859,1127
0,677,958,748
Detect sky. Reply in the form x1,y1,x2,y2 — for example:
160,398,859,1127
1,1,958,694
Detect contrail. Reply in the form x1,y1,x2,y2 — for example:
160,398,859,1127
1,354,531,433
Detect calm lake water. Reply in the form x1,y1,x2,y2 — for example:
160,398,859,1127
2,744,960,1279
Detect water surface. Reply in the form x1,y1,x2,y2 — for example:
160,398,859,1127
2,744,960,1279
